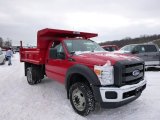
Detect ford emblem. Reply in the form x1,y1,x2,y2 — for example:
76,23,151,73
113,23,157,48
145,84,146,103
132,70,140,77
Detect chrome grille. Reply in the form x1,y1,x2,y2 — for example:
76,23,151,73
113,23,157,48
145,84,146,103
122,63,144,85
114,60,145,87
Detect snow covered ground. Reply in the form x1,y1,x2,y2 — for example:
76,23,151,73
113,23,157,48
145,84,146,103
0,53,160,120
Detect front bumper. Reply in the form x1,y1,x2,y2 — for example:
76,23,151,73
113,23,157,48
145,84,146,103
93,79,146,108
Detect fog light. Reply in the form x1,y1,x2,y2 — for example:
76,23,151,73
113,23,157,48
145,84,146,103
105,91,117,99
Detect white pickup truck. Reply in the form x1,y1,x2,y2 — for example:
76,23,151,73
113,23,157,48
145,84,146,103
0,47,5,64
117,43,160,66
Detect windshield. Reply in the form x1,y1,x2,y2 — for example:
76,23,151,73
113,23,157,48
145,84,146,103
120,45,136,52
64,39,105,54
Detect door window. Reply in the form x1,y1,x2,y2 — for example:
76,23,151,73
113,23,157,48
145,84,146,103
134,45,145,53
54,43,65,59
144,45,157,52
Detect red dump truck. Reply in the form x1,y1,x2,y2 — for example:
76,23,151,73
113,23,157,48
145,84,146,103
20,28,146,116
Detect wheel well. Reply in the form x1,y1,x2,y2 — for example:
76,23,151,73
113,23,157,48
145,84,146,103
24,62,45,78
67,73,91,99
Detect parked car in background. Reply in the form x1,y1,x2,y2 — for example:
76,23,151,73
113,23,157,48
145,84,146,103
11,48,16,54
15,46,20,52
101,45,119,52
0,47,5,64
117,43,160,66
12,46,20,52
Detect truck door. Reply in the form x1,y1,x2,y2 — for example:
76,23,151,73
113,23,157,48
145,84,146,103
133,45,148,62
46,42,68,83
144,45,160,66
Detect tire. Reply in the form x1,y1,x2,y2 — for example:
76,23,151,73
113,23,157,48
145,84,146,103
27,67,41,85
69,82,95,116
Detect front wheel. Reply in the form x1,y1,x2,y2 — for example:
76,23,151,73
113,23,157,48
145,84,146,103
69,82,95,116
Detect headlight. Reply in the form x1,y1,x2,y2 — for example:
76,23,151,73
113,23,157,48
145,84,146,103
94,61,114,85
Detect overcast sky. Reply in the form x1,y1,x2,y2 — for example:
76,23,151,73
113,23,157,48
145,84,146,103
0,0,160,45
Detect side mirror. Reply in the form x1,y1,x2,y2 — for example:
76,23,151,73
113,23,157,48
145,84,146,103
132,50,139,54
49,48,57,59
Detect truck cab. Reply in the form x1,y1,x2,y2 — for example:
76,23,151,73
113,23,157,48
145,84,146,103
20,28,146,116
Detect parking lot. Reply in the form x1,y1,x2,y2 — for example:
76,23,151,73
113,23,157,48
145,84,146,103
0,53,160,120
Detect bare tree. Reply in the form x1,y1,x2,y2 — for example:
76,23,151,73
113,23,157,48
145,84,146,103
4,38,12,47
100,34,160,48
0,37,3,47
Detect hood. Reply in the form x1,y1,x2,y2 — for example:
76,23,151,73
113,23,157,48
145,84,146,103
72,52,141,66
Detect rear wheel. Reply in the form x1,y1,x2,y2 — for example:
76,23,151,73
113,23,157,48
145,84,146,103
27,67,42,85
69,82,95,116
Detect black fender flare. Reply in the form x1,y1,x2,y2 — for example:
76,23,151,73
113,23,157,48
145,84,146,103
65,64,101,98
